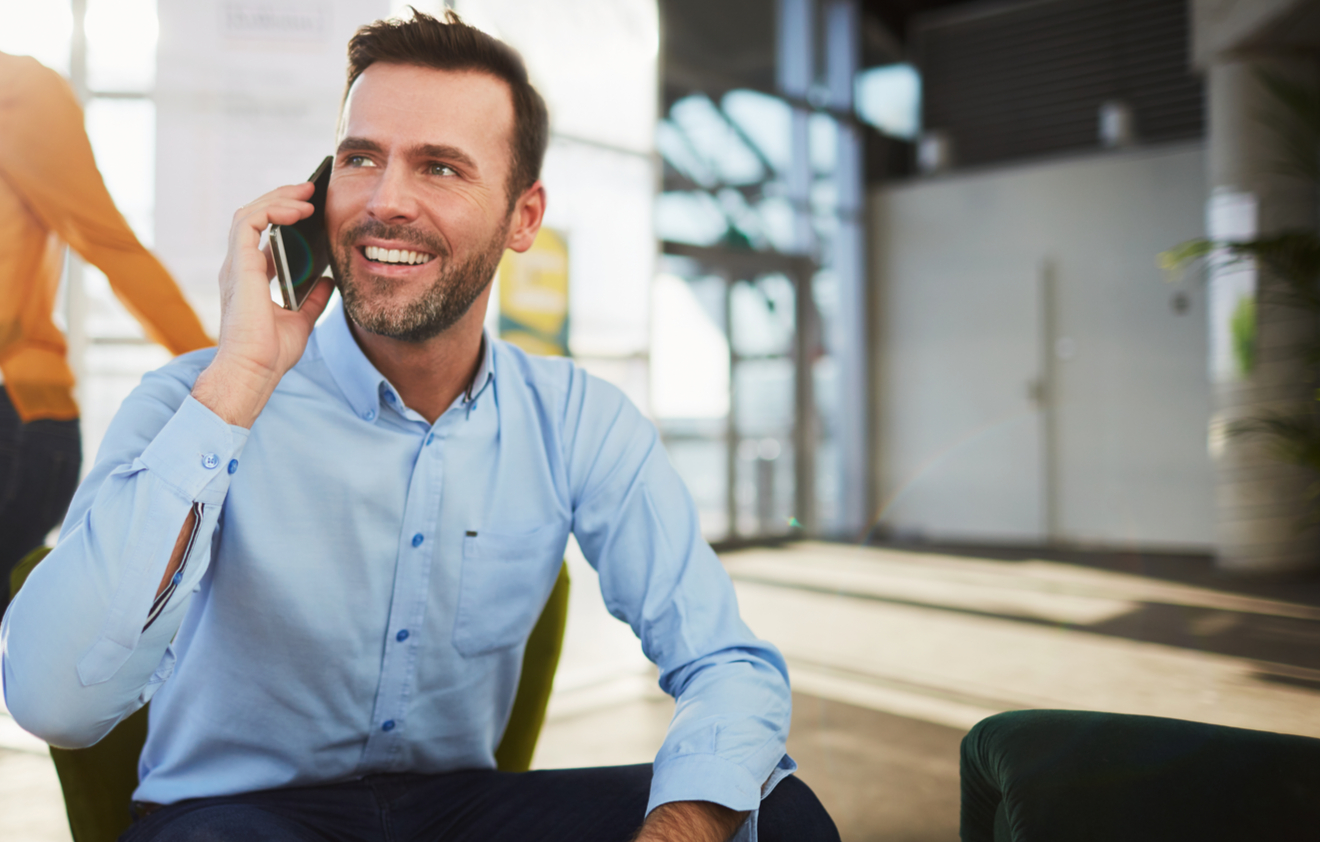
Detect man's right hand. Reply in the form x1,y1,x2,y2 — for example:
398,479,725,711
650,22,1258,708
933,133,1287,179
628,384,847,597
191,182,335,428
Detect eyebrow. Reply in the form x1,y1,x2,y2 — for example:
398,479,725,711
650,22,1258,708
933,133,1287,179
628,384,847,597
336,137,480,175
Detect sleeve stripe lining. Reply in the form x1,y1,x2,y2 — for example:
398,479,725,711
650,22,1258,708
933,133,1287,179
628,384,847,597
143,501,202,631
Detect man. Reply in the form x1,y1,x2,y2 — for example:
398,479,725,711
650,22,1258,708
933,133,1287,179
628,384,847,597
0,51,212,617
2,12,837,842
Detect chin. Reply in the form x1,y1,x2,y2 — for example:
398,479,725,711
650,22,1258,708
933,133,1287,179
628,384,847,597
350,296,427,330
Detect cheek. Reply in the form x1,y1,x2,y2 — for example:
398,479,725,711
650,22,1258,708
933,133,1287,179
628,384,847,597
440,195,510,249
324,178,365,237
419,178,496,221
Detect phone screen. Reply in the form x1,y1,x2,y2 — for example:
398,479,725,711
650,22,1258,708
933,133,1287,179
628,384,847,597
271,156,334,311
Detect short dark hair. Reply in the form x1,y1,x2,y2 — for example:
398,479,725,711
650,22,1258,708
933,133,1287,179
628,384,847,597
345,8,549,207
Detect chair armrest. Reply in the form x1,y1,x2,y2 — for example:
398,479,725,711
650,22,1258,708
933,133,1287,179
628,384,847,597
961,710,1320,842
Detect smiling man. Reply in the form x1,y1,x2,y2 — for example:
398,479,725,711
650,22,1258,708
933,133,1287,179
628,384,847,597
0,11,839,842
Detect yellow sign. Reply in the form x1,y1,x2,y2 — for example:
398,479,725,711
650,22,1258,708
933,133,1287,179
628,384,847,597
497,228,569,357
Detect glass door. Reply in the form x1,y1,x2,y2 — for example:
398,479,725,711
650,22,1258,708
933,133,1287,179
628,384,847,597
653,244,818,545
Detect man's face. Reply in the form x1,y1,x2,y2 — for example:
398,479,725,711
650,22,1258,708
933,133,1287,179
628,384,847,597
326,63,519,343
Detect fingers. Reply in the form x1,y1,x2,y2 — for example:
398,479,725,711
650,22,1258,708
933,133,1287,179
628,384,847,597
250,181,316,204
296,278,336,325
233,199,313,242
230,182,318,247
235,181,314,218
222,183,320,293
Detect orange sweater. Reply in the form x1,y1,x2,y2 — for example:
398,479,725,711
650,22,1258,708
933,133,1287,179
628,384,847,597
0,53,212,422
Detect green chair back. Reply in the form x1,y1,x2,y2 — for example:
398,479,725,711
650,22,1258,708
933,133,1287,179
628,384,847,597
10,545,570,842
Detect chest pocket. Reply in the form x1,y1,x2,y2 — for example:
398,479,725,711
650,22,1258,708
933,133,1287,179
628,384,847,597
452,524,568,658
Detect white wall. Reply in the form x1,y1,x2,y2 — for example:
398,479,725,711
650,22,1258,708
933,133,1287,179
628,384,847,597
871,142,1214,550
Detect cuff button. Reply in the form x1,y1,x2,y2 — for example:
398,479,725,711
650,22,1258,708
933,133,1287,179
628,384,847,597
201,453,220,469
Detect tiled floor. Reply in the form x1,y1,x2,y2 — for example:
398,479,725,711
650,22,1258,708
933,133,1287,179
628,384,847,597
4,541,1319,841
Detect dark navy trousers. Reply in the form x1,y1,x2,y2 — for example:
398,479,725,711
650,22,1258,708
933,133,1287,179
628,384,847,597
0,389,80,616
120,764,839,842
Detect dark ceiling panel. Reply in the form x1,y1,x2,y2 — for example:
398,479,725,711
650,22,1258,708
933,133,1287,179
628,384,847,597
915,0,1203,169
661,0,778,107
659,0,979,110
861,0,970,43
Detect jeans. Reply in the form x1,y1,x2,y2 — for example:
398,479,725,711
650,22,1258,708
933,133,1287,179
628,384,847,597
0,388,81,616
120,764,839,842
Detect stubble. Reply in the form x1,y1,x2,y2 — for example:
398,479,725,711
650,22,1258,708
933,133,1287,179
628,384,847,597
331,217,508,343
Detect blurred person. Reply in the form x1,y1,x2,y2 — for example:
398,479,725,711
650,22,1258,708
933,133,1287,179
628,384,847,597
1,13,836,842
0,51,212,618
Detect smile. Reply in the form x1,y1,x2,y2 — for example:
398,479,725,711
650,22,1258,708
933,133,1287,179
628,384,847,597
362,246,436,266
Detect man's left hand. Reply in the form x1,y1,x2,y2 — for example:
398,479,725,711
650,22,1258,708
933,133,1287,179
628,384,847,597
633,801,749,842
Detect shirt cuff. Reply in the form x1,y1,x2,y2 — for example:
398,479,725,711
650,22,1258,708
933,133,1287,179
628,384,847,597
647,752,798,839
136,396,250,505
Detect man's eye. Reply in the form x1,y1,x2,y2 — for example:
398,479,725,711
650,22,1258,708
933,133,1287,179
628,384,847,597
346,155,376,168
429,163,457,177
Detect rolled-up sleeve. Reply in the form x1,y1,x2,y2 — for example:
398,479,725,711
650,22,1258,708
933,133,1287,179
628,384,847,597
1,353,245,748
563,368,795,841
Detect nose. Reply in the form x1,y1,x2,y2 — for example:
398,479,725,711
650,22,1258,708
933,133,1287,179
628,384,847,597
364,160,419,224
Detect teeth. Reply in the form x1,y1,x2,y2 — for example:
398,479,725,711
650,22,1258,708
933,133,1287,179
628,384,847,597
365,246,433,265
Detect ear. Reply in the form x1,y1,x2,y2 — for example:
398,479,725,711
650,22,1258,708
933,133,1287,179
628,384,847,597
505,181,547,253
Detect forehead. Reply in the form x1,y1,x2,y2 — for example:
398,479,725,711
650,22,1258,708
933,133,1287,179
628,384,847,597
340,63,515,163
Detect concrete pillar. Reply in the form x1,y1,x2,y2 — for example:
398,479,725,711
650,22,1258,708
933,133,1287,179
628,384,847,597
825,0,870,537
1199,3,1320,573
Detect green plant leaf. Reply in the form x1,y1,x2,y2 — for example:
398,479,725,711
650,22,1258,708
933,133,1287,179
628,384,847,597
1225,233,1320,311
1232,408,1320,474
1230,295,1257,377
1157,238,1214,272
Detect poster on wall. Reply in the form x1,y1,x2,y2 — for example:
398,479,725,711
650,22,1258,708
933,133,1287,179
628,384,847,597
497,228,569,357
1207,188,1258,383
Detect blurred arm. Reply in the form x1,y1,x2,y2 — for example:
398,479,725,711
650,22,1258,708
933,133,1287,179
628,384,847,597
0,58,212,355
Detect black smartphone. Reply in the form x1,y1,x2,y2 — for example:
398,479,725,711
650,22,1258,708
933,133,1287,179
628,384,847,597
270,156,333,311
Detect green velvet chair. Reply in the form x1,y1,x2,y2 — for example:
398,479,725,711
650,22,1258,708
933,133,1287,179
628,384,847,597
960,709,1320,842
9,545,571,842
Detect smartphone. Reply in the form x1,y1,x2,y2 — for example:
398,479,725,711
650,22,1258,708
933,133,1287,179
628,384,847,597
271,156,333,311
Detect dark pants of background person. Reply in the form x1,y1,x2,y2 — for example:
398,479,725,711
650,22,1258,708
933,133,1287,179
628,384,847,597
0,388,81,617
120,764,840,842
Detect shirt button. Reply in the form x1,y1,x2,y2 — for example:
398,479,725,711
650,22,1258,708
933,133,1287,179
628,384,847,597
386,392,397,404
227,459,238,474
396,629,410,642
425,433,435,446
363,409,375,421
411,533,424,548
201,453,219,469
381,720,395,732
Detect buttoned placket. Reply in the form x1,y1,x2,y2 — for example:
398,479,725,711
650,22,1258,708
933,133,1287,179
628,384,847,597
356,386,466,771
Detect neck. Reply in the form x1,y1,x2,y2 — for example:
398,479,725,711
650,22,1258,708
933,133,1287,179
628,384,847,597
346,290,491,425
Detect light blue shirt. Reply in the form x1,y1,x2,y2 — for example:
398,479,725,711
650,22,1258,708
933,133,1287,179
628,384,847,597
2,302,794,838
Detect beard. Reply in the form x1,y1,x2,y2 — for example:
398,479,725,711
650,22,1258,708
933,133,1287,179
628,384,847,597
330,217,508,343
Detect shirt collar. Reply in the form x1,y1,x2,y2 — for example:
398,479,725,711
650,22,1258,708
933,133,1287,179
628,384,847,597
466,333,495,405
317,300,496,423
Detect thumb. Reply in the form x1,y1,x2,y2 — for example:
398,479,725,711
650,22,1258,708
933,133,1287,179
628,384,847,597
296,277,336,327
